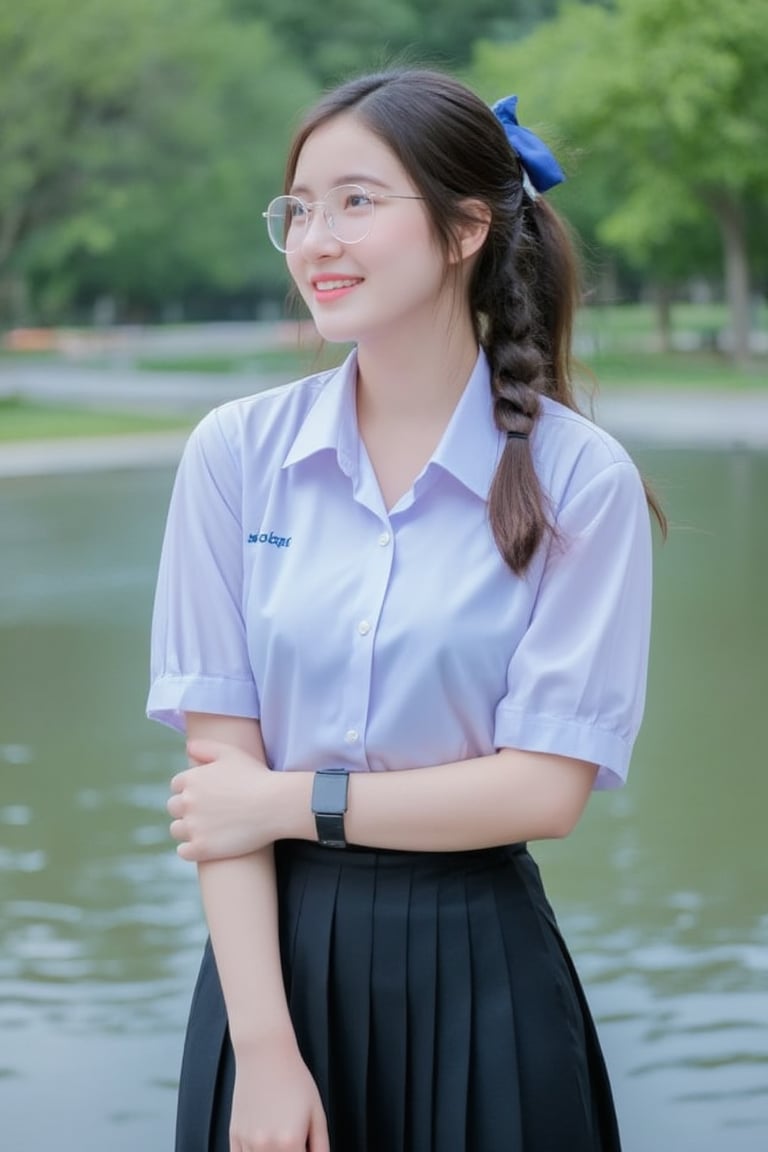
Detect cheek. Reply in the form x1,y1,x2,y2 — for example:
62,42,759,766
385,216,444,276
285,251,303,287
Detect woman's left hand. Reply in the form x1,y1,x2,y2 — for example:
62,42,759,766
167,738,279,862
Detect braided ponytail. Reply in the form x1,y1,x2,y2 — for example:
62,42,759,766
473,190,581,573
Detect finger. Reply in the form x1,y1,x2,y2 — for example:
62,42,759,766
176,841,199,862
169,818,186,842
169,771,187,793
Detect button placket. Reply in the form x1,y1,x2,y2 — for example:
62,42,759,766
339,518,394,761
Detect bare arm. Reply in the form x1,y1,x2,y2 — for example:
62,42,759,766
172,741,598,862
182,713,329,1152
187,714,289,1045
345,748,597,850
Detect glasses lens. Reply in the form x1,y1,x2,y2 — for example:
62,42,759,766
325,185,374,244
265,196,306,252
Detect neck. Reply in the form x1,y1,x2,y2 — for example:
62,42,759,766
355,310,479,431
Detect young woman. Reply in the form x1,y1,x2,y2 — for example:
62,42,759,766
149,68,661,1152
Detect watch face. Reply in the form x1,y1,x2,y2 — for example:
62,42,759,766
312,771,348,814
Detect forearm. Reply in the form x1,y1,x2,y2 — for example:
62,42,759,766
186,712,296,1052
277,748,598,852
198,849,294,1050
175,728,599,860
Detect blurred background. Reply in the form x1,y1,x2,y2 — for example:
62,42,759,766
1,1,766,1149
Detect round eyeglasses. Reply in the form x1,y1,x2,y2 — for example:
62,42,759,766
262,183,424,253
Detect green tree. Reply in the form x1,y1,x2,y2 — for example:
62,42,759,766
469,0,768,360
231,0,559,86
0,0,316,321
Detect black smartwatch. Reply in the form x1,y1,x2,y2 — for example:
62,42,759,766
311,770,349,848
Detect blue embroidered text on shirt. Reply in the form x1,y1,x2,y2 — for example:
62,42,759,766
248,531,292,548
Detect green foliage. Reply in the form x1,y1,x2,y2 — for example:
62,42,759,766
230,0,558,86
4,0,765,320
468,0,768,273
0,0,317,318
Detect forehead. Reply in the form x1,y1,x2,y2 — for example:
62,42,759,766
291,113,411,195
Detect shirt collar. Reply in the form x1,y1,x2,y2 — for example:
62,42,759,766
281,349,359,478
282,345,504,499
428,347,503,500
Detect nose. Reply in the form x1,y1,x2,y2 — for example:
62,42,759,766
298,206,342,257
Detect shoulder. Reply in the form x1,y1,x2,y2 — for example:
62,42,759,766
182,366,336,478
535,394,644,515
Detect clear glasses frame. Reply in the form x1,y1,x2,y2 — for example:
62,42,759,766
262,183,424,253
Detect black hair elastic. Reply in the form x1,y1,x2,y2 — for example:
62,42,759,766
507,431,529,441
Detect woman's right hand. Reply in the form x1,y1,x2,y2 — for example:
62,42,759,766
230,1033,330,1152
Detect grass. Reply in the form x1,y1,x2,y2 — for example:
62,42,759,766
577,351,767,390
135,343,349,377
134,344,765,392
0,395,194,442
577,300,768,343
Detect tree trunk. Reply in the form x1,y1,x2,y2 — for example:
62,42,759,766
654,282,673,353
711,191,751,363
0,275,28,330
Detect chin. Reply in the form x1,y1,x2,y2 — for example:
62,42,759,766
308,317,360,346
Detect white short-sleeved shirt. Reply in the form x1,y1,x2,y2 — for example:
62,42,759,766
147,348,652,789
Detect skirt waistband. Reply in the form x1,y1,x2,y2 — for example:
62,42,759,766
275,838,528,872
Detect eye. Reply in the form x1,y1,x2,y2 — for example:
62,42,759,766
343,190,373,211
288,199,308,221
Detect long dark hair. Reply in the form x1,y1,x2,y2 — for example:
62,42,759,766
284,68,666,573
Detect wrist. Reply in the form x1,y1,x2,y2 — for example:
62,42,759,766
271,769,315,841
311,769,349,847
231,1017,300,1058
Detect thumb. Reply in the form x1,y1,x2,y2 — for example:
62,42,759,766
307,1103,330,1152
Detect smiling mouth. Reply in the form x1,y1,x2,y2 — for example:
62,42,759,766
313,278,362,292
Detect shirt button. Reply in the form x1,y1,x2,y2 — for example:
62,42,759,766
357,620,371,636
378,531,391,547
345,729,359,745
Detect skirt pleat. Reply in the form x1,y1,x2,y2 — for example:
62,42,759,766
175,841,622,1152
283,850,340,1110
404,861,438,1152
367,864,411,1152
434,868,472,1152
327,859,374,1151
493,850,607,1151
465,865,525,1150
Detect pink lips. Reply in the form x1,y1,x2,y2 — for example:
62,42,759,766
311,277,363,303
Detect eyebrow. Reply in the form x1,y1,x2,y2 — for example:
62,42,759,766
289,175,392,197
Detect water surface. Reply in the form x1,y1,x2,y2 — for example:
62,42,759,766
1,451,766,1150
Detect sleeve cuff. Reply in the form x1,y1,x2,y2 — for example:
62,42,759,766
146,674,260,733
494,705,633,790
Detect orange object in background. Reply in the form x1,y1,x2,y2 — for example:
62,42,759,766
1,328,59,352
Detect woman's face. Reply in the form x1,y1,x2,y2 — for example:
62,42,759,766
285,114,452,348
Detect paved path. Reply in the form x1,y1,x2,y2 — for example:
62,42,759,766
0,431,191,478
1,362,767,477
591,388,768,450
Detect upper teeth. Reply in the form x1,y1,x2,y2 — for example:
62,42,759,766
316,279,357,290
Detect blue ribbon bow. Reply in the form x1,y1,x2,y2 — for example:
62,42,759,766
491,95,565,193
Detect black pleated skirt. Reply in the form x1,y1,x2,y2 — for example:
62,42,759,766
175,840,621,1151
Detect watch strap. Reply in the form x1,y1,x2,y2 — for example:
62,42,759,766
314,811,347,849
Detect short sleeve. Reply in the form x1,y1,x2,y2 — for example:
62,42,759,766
146,410,259,732
494,460,653,788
